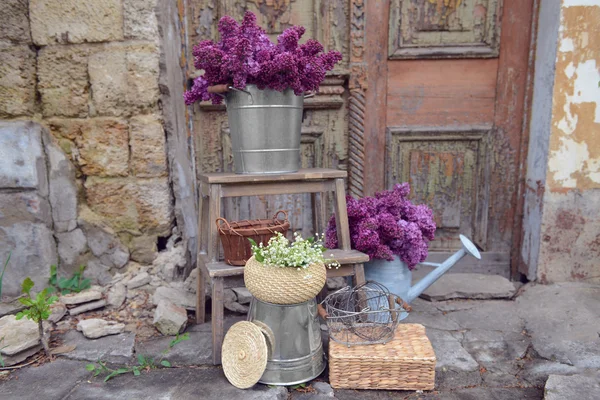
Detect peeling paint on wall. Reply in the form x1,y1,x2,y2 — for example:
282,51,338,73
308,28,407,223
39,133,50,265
537,0,600,283
548,3,600,190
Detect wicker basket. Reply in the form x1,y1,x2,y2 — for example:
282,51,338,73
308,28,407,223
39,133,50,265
217,211,289,266
329,324,436,391
244,256,327,305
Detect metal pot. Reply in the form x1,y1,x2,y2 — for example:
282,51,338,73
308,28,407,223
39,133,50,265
247,297,325,385
224,85,304,174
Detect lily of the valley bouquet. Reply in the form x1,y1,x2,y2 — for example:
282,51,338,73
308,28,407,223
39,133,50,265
244,232,338,305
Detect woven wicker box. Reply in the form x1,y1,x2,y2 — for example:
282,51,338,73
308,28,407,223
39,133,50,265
328,323,436,390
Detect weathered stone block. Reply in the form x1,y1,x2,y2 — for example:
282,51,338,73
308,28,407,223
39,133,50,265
89,43,159,117
0,121,47,191
0,192,52,228
30,0,124,45
153,300,187,335
60,289,103,305
77,118,129,177
0,222,57,297
45,137,78,232
0,44,35,117
0,0,32,43
56,228,88,267
79,218,129,268
130,115,167,177
0,315,40,356
85,177,173,235
77,318,125,339
130,235,158,263
38,45,89,118
124,0,159,40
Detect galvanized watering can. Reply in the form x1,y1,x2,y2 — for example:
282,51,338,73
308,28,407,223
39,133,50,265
363,235,482,320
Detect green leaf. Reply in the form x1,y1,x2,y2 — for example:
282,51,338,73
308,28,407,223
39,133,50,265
47,295,59,305
169,332,190,348
137,354,146,365
15,311,25,320
160,360,171,368
255,252,264,263
18,297,33,306
46,286,56,294
116,368,129,374
133,367,141,376
79,279,91,291
86,364,96,371
248,238,257,247
21,277,34,296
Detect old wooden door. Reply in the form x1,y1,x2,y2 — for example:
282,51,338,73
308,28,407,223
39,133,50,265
186,1,351,236
349,0,536,277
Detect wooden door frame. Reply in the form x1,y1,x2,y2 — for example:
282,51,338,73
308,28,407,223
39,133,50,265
349,0,538,280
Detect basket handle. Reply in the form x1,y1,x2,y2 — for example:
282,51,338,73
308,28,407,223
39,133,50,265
272,210,289,222
395,297,413,313
216,217,236,234
317,304,328,319
207,84,230,94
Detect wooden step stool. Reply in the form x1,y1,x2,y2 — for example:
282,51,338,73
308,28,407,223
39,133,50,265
196,168,369,364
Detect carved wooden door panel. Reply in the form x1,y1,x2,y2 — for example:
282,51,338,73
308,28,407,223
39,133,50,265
186,1,350,236
353,0,535,277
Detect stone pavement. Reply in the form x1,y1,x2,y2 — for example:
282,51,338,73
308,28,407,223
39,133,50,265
1,282,598,400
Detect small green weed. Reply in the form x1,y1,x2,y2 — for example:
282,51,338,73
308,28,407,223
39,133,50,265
15,277,58,357
0,337,7,368
47,265,91,295
86,332,190,382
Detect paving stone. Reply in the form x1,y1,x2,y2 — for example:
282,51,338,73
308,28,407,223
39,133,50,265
420,273,516,301
544,374,600,400
519,360,581,387
135,330,212,366
516,283,600,368
59,330,135,364
462,330,530,364
77,318,125,339
61,290,103,305
426,328,481,389
0,359,89,400
417,387,544,399
0,298,26,318
69,299,107,315
64,366,288,400
0,344,42,367
334,390,414,399
446,300,524,333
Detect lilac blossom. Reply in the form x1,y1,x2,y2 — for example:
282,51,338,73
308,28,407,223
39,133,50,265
325,183,437,269
184,11,342,104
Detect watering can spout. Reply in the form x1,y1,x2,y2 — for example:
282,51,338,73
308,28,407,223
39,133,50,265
405,235,481,303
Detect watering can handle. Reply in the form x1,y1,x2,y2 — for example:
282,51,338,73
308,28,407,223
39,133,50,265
317,304,328,319
395,298,413,313
207,84,230,94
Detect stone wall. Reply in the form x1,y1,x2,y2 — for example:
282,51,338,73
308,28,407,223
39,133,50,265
0,0,196,297
528,0,600,283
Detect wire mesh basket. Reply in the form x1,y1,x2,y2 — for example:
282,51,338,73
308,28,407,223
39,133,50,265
317,281,412,346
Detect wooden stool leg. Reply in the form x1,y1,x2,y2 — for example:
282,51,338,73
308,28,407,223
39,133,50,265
196,268,206,323
353,263,366,286
333,178,351,250
311,192,327,234
212,277,224,365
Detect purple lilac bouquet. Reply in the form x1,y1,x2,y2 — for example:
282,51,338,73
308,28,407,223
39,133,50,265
184,11,342,105
325,183,436,269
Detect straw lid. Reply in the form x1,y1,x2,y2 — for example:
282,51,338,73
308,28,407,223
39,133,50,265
222,321,268,389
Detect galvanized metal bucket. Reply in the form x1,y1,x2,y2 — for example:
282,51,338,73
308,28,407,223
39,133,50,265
224,85,303,174
247,297,325,386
